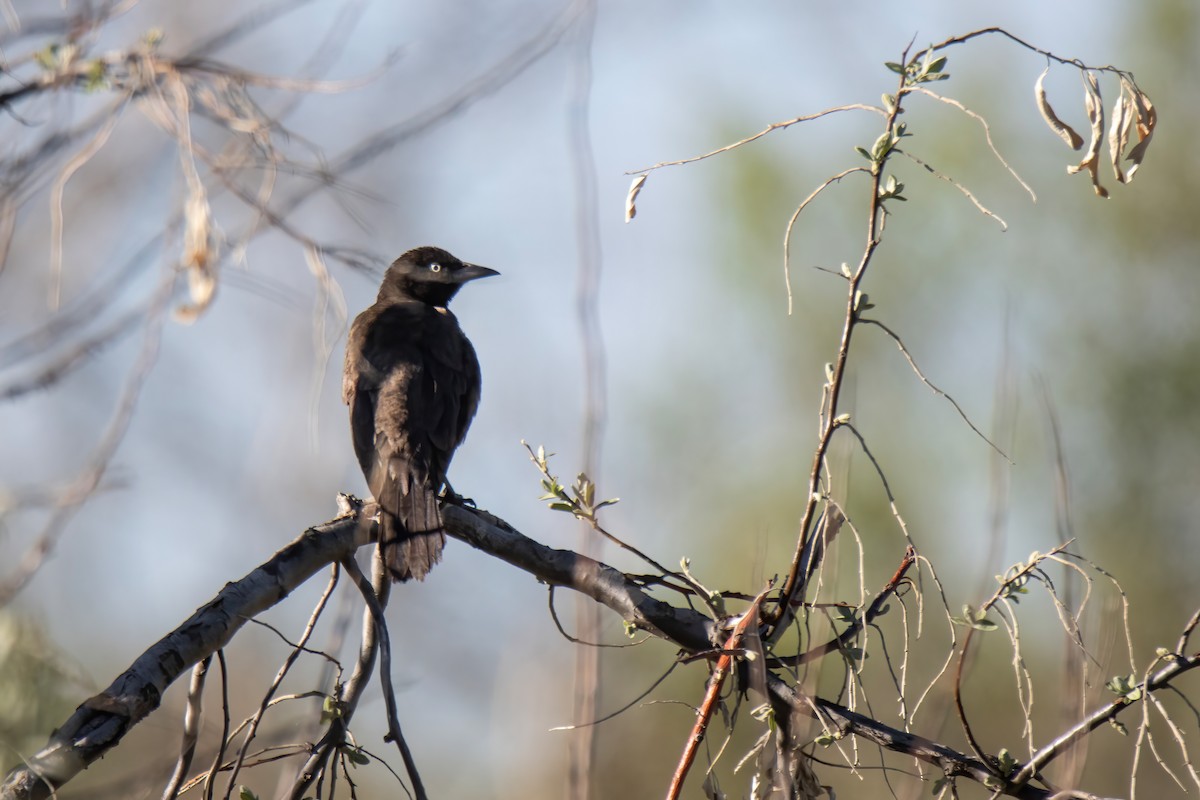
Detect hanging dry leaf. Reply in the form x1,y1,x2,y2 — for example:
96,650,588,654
625,174,647,222
1108,87,1135,183
174,191,218,324
1035,67,1084,150
1122,79,1156,183
1066,71,1108,198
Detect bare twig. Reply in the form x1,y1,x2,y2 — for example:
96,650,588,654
906,85,1036,202
895,148,1009,229
628,105,885,175
783,167,868,314
860,317,1010,461
340,556,424,800
161,656,212,800
222,566,341,797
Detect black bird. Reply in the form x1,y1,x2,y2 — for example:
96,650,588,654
343,246,497,581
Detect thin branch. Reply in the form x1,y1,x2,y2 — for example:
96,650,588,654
223,566,341,796
906,85,1036,202
895,148,1009,229
628,105,885,175
1013,654,1200,787
917,28,1127,75
860,317,1011,461
783,167,868,315
203,650,230,800
340,556,423,800
770,66,909,637
161,656,212,800
666,584,772,800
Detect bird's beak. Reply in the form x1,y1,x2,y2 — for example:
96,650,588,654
455,263,500,283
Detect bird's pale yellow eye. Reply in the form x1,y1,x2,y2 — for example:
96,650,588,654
429,262,442,273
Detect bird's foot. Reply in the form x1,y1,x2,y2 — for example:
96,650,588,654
440,481,477,508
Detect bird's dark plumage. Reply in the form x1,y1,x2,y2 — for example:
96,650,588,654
343,246,497,581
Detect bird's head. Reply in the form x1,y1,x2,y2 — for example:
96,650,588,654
378,246,499,307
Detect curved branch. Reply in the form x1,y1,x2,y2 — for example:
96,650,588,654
0,512,367,800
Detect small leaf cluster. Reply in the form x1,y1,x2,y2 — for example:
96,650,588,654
951,604,997,632
855,122,911,172
1105,673,1143,704
526,443,619,523
997,563,1033,602
877,174,907,202
320,693,344,723
885,49,950,86
994,747,1019,777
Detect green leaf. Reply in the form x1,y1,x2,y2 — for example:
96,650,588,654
996,747,1018,776
833,605,857,622
83,60,107,92
548,502,574,512
34,45,58,70
320,695,341,722
840,646,866,662
884,61,905,74
238,787,259,800
870,131,893,159
1105,674,1142,702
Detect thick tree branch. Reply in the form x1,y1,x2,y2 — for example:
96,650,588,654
0,512,366,800
440,505,715,650
0,502,1171,800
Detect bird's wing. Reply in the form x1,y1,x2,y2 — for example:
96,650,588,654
353,305,475,516
421,309,482,463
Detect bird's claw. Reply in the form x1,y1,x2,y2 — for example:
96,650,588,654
441,482,476,508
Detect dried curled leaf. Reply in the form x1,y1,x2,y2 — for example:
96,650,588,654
1035,67,1084,150
174,192,218,324
624,174,647,222
1066,71,1108,198
1122,79,1156,183
1108,84,1135,184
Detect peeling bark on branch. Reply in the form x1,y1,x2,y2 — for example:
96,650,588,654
0,515,367,800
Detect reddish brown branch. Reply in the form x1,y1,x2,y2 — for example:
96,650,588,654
665,584,772,800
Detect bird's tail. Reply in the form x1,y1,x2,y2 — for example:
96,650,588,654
379,479,445,582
